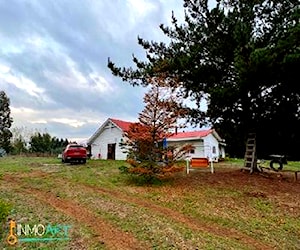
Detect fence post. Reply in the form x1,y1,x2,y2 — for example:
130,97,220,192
186,159,190,174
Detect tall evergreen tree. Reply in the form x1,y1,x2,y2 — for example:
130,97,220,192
108,0,300,159
0,91,13,153
29,132,69,155
30,132,52,153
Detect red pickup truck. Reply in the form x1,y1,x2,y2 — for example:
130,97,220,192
62,144,87,164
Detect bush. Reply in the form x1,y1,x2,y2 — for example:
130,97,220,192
121,159,184,185
0,200,11,222
0,200,12,240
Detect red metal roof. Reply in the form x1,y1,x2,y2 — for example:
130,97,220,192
168,130,213,140
110,118,134,132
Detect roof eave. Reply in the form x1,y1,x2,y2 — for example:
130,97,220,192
87,118,120,145
167,137,204,142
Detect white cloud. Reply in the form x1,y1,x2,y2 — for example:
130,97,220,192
25,36,47,49
11,106,37,114
43,56,114,95
87,118,102,124
31,120,47,124
126,0,157,22
0,64,10,73
1,43,24,55
51,118,85,128
11,106,104,132
88,72,114,93
0,68,45,98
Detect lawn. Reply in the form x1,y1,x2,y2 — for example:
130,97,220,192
0,156,299,249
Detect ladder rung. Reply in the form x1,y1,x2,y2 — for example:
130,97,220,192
244,132,256,171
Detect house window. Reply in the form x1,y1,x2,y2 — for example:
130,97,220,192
212,146,216,154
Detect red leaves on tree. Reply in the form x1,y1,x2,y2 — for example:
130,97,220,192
122,76,192,179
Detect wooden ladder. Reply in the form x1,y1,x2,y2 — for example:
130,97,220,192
243,133,257,173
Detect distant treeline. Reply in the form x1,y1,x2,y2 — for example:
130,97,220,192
10,130,71,156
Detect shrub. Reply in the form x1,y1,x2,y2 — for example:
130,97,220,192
121,159,184,185
0,200,11,223
0,200,12,240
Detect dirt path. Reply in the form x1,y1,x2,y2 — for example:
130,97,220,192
4,171,274,250
4,174,150,250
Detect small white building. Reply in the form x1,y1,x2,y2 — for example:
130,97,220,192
167,129,226,162
87,118,134,160
87,118,225,162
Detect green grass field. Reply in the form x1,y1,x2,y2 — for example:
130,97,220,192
0,156,299,249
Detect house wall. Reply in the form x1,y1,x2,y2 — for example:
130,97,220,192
203,134,221,161
90,126,127,160
167,139,205,159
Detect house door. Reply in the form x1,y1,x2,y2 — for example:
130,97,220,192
107,143,116,160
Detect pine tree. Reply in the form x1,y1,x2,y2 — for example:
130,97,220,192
122,76,193,180
108,0,300,159
0,91,13,153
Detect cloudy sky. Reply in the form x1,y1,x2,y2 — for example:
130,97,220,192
0,0,187,142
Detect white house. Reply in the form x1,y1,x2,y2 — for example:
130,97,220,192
87,118,134,160
167,129,226,162
87,118,226,162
